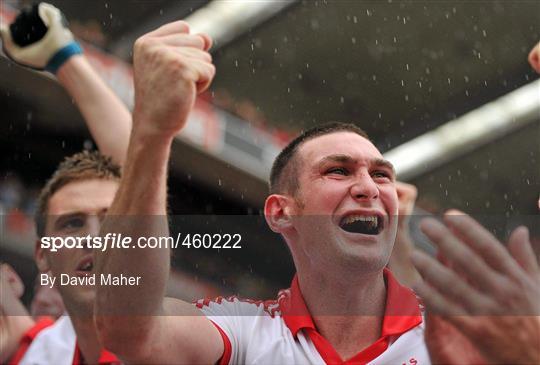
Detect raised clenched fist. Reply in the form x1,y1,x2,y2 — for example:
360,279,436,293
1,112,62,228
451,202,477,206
0,263,25,311
395,181,418,229
131,21,215,139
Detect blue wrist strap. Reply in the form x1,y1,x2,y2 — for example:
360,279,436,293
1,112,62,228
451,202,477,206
45,42,83,74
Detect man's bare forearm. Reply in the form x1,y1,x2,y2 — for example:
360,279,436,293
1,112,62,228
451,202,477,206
95,127,173,335
57,55,131,165
94,20,219,362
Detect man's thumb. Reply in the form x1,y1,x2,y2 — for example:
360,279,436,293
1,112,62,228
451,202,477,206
38,2,61,28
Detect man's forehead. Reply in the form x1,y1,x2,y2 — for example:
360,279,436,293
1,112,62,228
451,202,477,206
47,179,118,216
298,131,383,163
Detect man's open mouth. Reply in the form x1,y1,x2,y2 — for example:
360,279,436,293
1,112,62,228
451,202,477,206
339,214,384,235
76,257,94,274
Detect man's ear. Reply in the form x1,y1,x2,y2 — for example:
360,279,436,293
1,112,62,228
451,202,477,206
264,194,296,233
35,238,50,273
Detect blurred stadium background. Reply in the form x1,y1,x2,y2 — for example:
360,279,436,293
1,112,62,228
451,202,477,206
1,0,539,304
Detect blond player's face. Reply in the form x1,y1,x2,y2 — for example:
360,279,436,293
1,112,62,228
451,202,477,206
36,179,118,314
291,132,399,273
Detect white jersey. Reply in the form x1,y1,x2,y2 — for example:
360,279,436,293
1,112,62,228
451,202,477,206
19,316,76,365
19,315,120,365
197,269,430,365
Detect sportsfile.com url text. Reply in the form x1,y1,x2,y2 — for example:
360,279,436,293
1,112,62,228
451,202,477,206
40,233,242,252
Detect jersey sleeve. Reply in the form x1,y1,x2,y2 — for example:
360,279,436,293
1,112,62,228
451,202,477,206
195,297,266,364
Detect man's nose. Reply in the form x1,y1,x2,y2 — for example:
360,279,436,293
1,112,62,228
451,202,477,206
87,215,101,236
82,216,101,250
350,173,379,200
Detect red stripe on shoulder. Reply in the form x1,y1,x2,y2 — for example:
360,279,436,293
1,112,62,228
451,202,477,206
194,295,281,317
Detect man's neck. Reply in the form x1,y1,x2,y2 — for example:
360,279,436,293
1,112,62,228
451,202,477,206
69,309,103,364
297,269,387,360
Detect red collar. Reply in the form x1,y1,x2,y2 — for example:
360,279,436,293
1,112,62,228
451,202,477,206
280,268,422,364
72,342,121,365
8,317,55,364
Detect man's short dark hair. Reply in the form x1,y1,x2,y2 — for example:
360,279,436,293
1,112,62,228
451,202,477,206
34,150,121,237
269,122,369,195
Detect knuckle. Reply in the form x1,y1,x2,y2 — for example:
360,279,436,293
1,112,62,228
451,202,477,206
178,21,189,29
190,35,205,49
172,56,188,69
134,37,149,52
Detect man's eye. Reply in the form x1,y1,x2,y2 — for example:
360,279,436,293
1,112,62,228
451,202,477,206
61,218,84,230
327,167,348,175
372,171,390,179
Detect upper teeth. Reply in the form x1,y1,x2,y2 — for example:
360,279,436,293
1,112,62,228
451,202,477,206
342,215,378,225
81,262,92,270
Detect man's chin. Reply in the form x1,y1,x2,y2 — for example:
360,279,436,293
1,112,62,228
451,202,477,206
63,286,96,315
337,234,393,270
339,247,390,272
